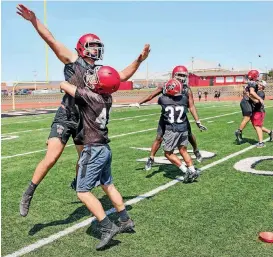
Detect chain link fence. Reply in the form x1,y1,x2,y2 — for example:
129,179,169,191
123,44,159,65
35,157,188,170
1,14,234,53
1,84,273,111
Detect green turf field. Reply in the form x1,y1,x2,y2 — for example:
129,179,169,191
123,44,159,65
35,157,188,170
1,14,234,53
1,101,273,257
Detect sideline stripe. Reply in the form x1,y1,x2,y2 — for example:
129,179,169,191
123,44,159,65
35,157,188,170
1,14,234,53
4,137,270,257
1,129,156,160
1,103,240,126
2,110,242,137
2,107,273,159
3,128,48,135
2,113,160,126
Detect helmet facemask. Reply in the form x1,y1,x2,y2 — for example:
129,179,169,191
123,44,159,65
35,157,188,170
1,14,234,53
174,72,188,85
82,41,104,60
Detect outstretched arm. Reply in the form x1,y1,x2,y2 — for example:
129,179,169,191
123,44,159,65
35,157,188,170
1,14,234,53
130,86,162,108
119,44,150,82
17,4,77,64
138,87,162,105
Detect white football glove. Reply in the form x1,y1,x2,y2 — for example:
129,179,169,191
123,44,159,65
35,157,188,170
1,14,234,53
196,121,207,132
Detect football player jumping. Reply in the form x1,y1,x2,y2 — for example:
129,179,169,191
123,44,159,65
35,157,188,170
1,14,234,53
132,66,207,171
17,4,150,217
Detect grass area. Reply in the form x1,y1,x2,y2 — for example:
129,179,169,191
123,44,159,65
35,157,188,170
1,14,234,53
1,101,273,256
255,159,273,171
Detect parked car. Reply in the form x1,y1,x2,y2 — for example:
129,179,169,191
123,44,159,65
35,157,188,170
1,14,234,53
133,84,142,90
1,90,9,96
20,89,29,95
32,89,60,95
14,89,29,95
148,84,156,88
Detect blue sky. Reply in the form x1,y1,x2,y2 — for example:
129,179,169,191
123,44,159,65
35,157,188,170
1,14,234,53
1,1,273,81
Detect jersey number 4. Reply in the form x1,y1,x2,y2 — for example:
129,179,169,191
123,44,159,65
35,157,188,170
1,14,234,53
165,106,184,123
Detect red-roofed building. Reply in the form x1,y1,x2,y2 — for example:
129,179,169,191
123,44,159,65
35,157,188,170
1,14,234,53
188,70,248,87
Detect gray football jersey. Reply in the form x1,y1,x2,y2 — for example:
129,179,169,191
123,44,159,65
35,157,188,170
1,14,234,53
158,94,189,132
75,87,112,145
253,90,265,113
59,57,99,127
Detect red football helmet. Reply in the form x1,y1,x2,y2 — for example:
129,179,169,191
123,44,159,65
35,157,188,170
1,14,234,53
76,33,104,60
163,79,183,96
84,66,120,95
172,65,189,84
247,70,259,81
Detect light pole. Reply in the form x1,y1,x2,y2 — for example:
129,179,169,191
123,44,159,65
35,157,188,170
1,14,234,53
191,57,194,71
33,70,38,90
249,62,252,69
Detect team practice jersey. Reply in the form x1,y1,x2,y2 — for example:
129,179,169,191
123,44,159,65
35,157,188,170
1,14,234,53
75,87,112,145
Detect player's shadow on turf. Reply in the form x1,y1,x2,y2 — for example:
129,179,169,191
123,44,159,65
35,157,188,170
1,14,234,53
233,138,257,145
28,196,135,236
146,164,182,180
135,164,161,171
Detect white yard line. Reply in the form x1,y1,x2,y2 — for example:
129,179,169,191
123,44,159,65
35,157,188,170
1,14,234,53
1,103,239,126
2,116,53,125
2,114,160,135
2,107,272,158
1,129,156,160
190,111,240,122
3,128,48,135
227,121,234,124
2,113,160,126
2,110,241,136
111,113,159,121
1,135,19,141
4,137,270,257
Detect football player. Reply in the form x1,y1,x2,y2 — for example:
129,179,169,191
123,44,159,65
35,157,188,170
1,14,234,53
235,70,263,144
60,66,134,250
158,79,200,183
251,80,273,147
132,66,207,171
17,4,150,217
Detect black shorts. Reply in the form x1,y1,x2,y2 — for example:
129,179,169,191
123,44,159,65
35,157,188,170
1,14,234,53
163,130,188,152
48,106,84,145
157,115,192,138
157,116,165,138
240,98,252,117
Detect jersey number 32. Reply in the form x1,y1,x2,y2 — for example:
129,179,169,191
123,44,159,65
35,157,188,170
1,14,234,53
165,106,184,123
